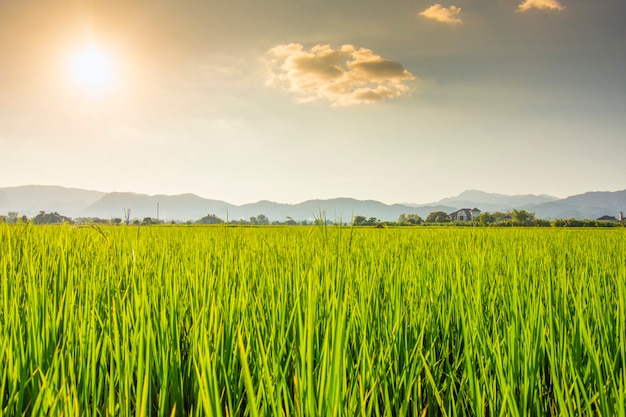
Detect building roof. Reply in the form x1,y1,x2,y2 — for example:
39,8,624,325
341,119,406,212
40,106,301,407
449,208,480,216
596,215,617,221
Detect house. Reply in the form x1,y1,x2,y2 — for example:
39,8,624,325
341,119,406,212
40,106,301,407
449,208,481,222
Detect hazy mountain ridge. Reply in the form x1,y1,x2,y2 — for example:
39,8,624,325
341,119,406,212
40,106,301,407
86,192,235,221
436,190,558,207
0,185,105,217
0,190,8,208
0,185,624,221
523,190,626,220
87,195,456,222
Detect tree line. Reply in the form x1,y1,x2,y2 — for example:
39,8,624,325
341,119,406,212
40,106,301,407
390,209,623,227
1,209,623,228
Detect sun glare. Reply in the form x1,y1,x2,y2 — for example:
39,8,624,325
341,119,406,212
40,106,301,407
68,44,116,91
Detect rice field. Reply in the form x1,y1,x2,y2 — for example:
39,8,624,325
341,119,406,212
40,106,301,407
0,223,624,416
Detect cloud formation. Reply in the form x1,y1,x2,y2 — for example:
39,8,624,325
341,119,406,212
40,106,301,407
517,0,564,12
266,44,415,106
419,4,462,24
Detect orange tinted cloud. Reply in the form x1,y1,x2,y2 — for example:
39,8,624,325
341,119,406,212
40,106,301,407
518,0,564,12
266,44,414,106
419,4,462,24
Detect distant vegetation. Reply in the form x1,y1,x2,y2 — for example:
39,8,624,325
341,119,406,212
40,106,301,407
0,208,623,227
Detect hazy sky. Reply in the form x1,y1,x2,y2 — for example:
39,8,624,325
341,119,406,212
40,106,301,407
1,0,624,204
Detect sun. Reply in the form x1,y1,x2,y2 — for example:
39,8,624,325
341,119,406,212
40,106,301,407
68,44,116,91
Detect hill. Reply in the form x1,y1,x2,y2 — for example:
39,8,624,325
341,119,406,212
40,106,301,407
0,185,104,217
84,192,235,221
529,190,626,220
434,190,558,212
1,185,624,221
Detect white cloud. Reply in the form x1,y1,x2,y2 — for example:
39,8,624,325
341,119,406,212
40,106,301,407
517,0,564,12
419,4,462,24
266,44,415,106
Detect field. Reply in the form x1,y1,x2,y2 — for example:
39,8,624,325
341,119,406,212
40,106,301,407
1,223,625,416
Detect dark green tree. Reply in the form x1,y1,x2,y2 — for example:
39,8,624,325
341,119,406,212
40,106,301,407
33,211,72,225
353,215,367,226
196,214,224,225
476,212,496,225
512,209,535,225
399,213,425,225
7,211,19,224
426,211,451,223
492,212,512,223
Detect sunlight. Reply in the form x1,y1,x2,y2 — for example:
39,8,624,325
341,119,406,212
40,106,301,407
68,44,116,91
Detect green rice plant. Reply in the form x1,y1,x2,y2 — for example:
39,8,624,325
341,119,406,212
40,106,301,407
0,223,624,415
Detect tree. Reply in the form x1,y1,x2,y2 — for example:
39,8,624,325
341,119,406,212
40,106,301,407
285,216,297,226
33,211,72,225
476,212,496,225
426,211,451,223
250,214,269,225
405,214,423,225
492,212,512,223
123,208,131,226
352,216,381,226
196,214,224,225
512,209,535,225
353,215,367,226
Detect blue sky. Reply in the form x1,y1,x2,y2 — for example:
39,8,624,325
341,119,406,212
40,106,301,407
0,0,624,204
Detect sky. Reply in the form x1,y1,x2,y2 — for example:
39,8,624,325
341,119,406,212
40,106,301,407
1,0,624,205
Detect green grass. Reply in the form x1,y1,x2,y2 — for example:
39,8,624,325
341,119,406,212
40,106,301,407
1,224,624,415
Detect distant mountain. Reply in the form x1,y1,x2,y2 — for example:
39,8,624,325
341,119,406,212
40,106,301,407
1,185,624,221
434,190,558,212
0,185,104,217
231,198,456,223
529,190,626,220
0,186,454,222
0,190,8,209
432,189,625,220
84,192,235,221
557,190,626,211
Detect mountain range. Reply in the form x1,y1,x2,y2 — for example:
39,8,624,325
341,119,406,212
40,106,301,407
0,185,624,222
